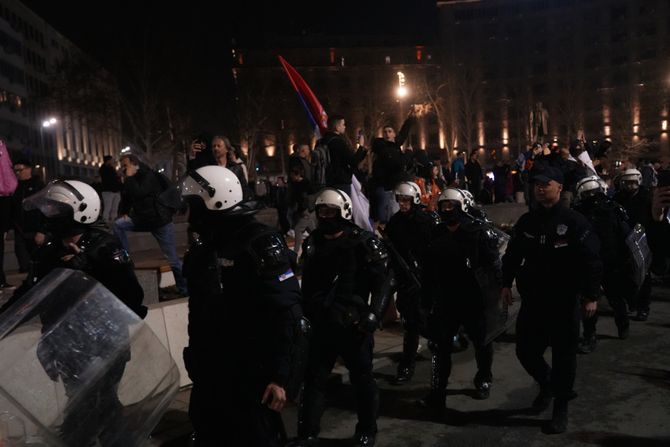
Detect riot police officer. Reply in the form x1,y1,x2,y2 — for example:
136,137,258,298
180,166,303,446
573,176,633,353
0,179,147,446
420,188,501,410
502,167,602,434
613,168,653,321
294,188,393,447
1,179,146,317
384,181,438,385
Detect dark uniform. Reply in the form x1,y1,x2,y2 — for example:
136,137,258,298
422,216,501,406
574,193,633,348
614,187,653,319
502,203,602,423
384,205,439,383
0,226,147,446
183,215,302,447
298,223,392,445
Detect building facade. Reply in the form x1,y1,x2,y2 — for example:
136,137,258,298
0,0,122,181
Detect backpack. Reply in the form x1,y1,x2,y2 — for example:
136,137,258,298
311,138,331,190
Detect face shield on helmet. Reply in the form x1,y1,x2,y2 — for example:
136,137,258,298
618,169,641,193
576,175,607,201
437,188,468,225
23,180,101,224
314,188,352,234
394,181,421,205
179,165,243,211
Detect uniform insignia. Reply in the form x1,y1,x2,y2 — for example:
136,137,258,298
556,224,568,236
278,269,295,282
218,258,235,267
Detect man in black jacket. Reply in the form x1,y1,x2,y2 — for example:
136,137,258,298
293,188,393,447
113,153,187,295
384,181,438,385
320,115,367,197
502,167,602,434
180,166,303,446
11,159,45,272
370,113,416,227
573,176,633,353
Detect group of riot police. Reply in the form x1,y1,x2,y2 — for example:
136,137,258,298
0,162,659,446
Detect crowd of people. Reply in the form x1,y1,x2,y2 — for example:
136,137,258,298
1,114,670,446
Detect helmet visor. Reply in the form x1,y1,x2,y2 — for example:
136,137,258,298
22,180,82,218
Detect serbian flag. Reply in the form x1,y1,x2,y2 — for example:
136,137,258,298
278,55,328,137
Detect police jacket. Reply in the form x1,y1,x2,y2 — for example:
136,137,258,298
182,218,302,387
502,203,603,304
1,226,146,318
423,217,501,309
385,206,438,284
573,194,631,274
301,223,392,325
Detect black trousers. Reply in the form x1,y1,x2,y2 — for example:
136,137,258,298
189,377,286,447
299,320,378,438
13,229,36,272
396,286,421,367
430,306,493,388
516,300,580,401
582,275,631,337
0,232,6,284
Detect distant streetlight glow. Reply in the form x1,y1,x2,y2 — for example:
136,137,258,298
42,117,57,128
396,86,408,98
396,71,408,98
121,146,131,153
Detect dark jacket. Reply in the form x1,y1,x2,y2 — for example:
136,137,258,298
119,164,172,230
1,227,146,318
12,175,45,234
182,217,302,386
319,131,366,187
99,164,122,193
385,206,438,285
301,223,392,325
502,203,603,307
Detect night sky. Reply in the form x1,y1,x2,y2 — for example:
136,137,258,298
21,0,437,133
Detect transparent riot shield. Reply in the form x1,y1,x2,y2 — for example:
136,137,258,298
0,268,180,447
626,223,652,289
478,226,518,345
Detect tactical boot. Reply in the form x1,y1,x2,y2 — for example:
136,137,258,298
417,353,447,410
577,335,597,354
353,432,376,447
392,363,415,385
544,399,568,434
474,381,491,400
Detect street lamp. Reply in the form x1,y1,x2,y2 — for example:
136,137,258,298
396,71,409,140
39,117,58,181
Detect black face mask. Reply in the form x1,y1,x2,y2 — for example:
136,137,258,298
317,217,346,235
439,209,461,225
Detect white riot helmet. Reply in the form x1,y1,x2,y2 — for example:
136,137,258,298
619,168,642,185
576,175,607,200
394,181,421,205
23,179,101,224
314,188,352,220
617,168,642,193
460,189,475,210
179,165,243,211
437,188,468,212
